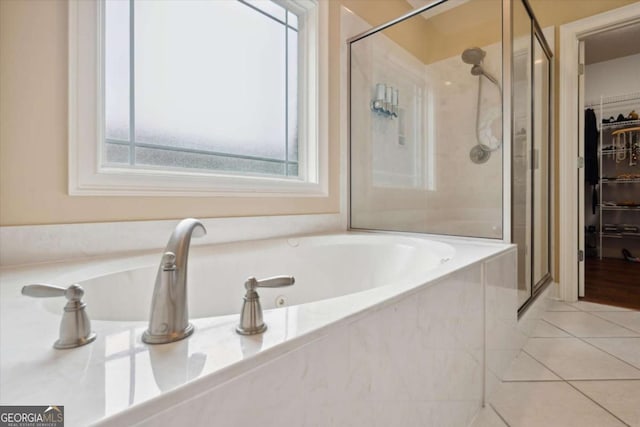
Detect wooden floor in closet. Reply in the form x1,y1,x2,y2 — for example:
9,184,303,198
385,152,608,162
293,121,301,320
583,257,640,310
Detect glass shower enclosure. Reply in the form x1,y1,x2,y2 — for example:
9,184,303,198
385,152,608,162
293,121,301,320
347,0,553,311
349,0,504,240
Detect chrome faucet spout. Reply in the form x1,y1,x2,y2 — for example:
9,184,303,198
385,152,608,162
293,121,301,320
143,218,206,344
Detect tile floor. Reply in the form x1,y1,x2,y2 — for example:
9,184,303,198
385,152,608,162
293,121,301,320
473,300,640,427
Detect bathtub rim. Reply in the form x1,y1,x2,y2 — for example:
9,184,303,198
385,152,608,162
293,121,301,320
37,231,457,321
0,231,515,426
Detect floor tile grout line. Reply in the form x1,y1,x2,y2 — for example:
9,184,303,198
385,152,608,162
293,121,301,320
576,336,640,373
580,310,640,335
539,318,578,338
529,335,576,340
573,309,634,313
541,317,640,339
546,306,579,312
488,402,511,427
568,378,640,382
522,346,640,381
576,336,640,338
521,349,632,427
494,303,639,427
534,335,640,339
545,299,579,311
502,350,561,381
565,380,632,427
521,348,572,381
568,302,634,313
545,310,578,312
588,311,640,335
529,322,640,375
543,312,640,337
579,309,635,312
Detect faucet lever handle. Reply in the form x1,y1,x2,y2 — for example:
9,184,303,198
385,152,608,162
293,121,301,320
22,283,67,298
22,283,84,301
245,276,295,291
237,275,295,336
22,283,96,349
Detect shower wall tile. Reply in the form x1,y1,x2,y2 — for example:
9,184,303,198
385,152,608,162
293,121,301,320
422,41,503,239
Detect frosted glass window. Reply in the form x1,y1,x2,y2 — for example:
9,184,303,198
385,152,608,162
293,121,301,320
245,0,286,22
104,0,129,142
104,0,301,177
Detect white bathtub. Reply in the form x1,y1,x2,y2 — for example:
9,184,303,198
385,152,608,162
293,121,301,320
44,234,455,321
0,232,518,427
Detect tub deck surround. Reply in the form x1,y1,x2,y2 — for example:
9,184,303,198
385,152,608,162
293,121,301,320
0,232,516,426
0,213,345,267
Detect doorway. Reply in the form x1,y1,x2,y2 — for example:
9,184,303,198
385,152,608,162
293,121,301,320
558,2,640,304
579,24,640,309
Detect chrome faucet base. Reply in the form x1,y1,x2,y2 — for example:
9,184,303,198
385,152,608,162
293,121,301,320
142,323,194,345
55,332,97,349
236,276,295,336
22,283,97,350
235,323,267,336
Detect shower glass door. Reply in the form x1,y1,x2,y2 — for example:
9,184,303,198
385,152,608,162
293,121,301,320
532,32,551,291
512,0,552,310
513,0,532,308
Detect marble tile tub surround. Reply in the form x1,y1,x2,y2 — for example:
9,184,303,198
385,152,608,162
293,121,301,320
474,300,640,427
0,233,516,426
0,213,344,267
112,261,489,427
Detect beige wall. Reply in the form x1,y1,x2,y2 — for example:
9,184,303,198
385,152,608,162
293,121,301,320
0,0,342,226
342,0,502,65
341,0,432,62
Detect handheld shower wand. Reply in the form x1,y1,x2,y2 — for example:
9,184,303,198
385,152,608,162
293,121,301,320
461,47,502,164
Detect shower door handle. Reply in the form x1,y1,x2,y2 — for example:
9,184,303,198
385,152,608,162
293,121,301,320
532,148,539,170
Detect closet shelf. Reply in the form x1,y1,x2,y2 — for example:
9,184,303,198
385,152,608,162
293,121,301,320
592,91,640,260
600,232,640,239
586,91,640,107
599,149,634,155
599,205,640,211
600,119,640,129
600,178,640,184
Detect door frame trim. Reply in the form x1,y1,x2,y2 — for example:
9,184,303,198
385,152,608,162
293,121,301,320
558,3,640,302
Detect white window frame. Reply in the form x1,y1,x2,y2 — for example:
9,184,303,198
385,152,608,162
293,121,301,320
69,0,328,197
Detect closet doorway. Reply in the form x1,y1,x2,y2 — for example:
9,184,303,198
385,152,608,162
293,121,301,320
579,23,640,309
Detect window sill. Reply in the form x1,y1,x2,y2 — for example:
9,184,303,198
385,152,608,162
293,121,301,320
69,166,327,197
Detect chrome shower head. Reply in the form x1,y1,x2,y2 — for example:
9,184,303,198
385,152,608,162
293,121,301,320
471,64,484,76
461,47,486,65
472,64,500,86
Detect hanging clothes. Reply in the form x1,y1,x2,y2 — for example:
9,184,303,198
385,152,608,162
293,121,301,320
585,108,599,214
